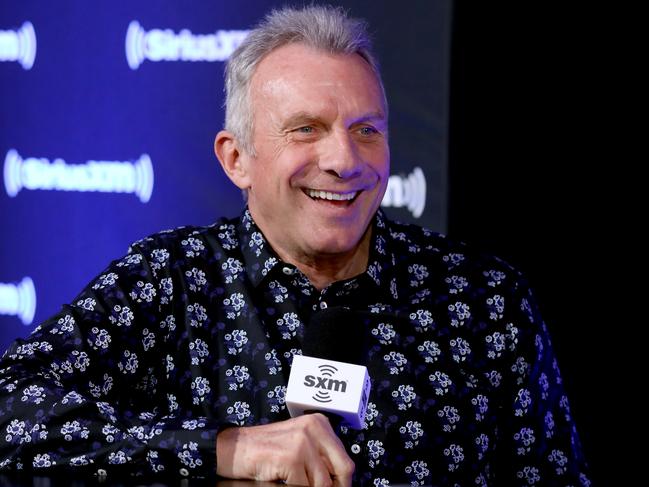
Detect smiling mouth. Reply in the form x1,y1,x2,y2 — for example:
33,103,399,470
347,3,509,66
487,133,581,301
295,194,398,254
304,189,360,202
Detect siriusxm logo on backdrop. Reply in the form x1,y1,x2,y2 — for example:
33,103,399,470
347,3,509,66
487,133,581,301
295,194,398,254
4,149,154,203
381,167,427,218
125,21,249,70
0,21,37,70
0,277,36,326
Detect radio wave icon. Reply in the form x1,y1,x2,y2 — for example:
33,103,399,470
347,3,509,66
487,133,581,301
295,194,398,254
312,364,338,404
318,364,338,377
17,22,37,70
406,167,427,218
382,166,427,218
125,21,146,70
4,149,23,197
134,154,154,203
16,277,36,325
0,277,36,326
313,390,332,403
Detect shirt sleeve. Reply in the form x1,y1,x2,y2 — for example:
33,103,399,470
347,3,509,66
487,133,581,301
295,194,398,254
493,273,591,486
0,241,228,478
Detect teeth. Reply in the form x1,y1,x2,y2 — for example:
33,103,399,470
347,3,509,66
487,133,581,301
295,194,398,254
305,189,358,201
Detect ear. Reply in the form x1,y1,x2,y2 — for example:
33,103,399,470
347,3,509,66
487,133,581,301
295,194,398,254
214,130,252,190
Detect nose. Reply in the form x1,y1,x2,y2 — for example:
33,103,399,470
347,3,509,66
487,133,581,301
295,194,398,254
317,129,362,179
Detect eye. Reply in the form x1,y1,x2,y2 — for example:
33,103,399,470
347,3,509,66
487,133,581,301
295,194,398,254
296,126,314,134
358,126,379,136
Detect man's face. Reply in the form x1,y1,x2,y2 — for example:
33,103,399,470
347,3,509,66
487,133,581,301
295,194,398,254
239,43,389,263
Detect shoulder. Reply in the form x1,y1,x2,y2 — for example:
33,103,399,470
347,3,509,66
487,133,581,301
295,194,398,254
126,215,240,257
384,218,520,274
384,216,523,282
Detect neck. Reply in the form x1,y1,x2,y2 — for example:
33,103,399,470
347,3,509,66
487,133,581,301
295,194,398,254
274,228,372,291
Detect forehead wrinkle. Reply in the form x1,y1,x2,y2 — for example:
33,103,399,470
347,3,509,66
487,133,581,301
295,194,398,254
257,75,291,98
254,78,336,130
249,44,387,139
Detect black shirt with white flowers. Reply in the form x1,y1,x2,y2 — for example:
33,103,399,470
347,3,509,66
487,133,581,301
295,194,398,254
0,208,590,486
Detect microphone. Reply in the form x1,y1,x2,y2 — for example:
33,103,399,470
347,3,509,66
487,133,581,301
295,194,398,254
285,307,371,430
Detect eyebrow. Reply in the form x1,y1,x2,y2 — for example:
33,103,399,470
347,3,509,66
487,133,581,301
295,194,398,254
280,110,387,131
352,111,387,124
280,112,321,131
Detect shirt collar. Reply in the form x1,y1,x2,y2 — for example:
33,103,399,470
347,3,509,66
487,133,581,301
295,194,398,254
363,208,399,301
237,207,397,299
237,208,281,287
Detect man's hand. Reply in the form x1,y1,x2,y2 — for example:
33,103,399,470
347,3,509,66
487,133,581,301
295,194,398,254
216,414,355,486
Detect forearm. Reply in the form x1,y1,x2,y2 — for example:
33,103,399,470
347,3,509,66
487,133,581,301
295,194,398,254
1,361,223,476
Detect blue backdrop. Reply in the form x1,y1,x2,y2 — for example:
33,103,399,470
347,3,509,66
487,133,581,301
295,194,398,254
1,1,451,350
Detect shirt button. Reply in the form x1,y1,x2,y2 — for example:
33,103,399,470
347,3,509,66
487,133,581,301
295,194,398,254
282,267,293,275
351,444,361,454
179,467,189,477
319,301,328,310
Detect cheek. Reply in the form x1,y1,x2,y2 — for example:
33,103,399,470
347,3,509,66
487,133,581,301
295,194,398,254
370,151,390,181
360,141,389,165
284,147,320,184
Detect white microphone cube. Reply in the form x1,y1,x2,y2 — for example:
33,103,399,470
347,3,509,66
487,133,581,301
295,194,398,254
286,354,371,430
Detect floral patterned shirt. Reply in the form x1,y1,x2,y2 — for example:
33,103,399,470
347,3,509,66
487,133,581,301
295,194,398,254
0,208,590,486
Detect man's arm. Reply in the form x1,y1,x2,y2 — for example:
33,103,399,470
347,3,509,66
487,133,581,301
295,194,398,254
0,244,224,477
493,275,591,485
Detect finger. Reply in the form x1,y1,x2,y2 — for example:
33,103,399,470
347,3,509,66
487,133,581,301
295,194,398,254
299,430,334,487
315,430,354,477
319,451,352,487
285,465,311,486
305,416,355,485
330,460,354,487
320,452,336,475
305,455,335,487
332,475,353,487
320,441,354,486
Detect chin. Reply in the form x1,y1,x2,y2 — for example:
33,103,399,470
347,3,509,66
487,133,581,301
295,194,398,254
308,232,365,256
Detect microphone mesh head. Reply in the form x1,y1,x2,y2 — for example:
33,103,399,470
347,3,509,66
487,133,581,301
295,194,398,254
303,306,368,364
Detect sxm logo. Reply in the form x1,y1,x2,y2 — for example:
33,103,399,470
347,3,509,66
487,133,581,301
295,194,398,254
125,21,249,70
381,167,427,218
0,21,36,70
303,364,347,403
4,150,154,203
0,277,36,326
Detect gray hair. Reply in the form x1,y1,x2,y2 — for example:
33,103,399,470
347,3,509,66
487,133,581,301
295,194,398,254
224,4,386,155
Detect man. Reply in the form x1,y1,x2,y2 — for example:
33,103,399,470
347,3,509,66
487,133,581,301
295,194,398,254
0,5,589,486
